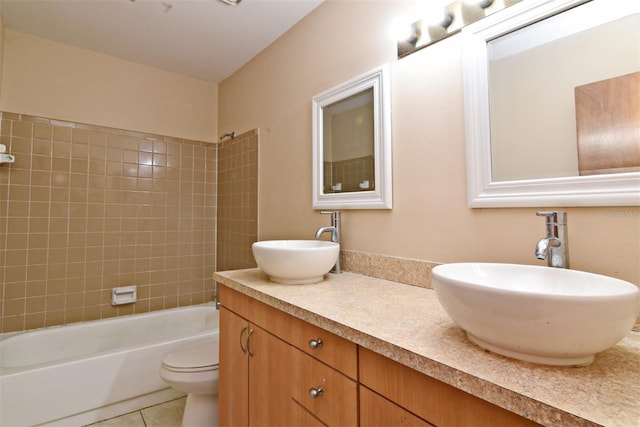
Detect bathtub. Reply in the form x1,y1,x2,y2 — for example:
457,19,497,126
0,303,219,427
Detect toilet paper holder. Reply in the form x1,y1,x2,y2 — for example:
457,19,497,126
0,144,15,164
111,286,137,305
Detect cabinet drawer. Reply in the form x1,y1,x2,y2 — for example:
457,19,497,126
291,347,358,426
291,399,328,427
360,385,434,427
219,286,292,340
359,348,542,427
221,285,356,378
290,316,358,379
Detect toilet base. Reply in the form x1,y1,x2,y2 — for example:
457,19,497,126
182,393,218,427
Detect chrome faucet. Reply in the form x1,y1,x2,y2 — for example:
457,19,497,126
315,211,341,274
535,211,569,268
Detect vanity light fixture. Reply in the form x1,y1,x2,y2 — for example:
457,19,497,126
397,0,520,58
431,9,454,29
467,0,494,9
219,0,242,5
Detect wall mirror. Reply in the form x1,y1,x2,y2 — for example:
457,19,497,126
463,0,640,207
312,65,392,209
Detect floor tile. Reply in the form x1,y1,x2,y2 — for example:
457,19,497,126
141,397,186,427
86,411,145,427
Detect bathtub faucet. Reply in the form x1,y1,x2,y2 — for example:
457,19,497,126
535,211,569,268
315,211,341,274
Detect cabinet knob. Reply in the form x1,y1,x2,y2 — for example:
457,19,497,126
308,386,324,399
308,338,323,349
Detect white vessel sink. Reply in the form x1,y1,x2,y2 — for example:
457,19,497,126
432,263,640,366
252,240,339,285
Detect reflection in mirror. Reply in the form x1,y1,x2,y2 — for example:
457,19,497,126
323,89,375,194
312,65,392,209
463,0,640,207
575,72,639,176
488,3,639,181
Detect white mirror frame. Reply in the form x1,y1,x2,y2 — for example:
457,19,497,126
463,0,640,208
312,64,392,209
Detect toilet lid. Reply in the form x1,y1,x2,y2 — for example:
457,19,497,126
162,337,219,372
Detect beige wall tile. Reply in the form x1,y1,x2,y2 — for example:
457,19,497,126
216,130,258,272
1,112,219,332
24,312,46,330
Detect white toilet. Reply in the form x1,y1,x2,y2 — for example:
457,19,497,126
159,337,219,427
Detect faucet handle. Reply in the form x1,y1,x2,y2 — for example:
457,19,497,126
536,211,556,229
320,211,340,222
536,211,556,218
536,211,566,224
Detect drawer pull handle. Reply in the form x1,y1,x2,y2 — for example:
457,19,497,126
308,338,323,349
308,386,324,399
240,325,248,354
246,328,254,357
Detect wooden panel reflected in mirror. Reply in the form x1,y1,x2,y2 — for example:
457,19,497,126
575,71,640,176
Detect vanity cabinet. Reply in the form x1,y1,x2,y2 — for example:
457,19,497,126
219,285,542,427
359,348,542,427
218,285,358,427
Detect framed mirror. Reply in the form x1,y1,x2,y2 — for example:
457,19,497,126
463,0,640,207
312,65,392,209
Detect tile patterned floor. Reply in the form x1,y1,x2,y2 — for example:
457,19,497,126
86,397,186,427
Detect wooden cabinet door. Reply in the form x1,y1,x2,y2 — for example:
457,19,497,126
219,308,293,427
219,307,249,427
248,323,293,427
360,348,541,427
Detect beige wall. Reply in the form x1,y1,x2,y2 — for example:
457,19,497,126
0,29,218,142
219,0,640,284
330,104,374,162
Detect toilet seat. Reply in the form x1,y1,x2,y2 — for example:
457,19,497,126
161,337,219,373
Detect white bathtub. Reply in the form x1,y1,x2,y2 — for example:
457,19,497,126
0,303,219,427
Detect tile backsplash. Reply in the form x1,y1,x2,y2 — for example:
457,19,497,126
341,249,437,289
0,112,217,332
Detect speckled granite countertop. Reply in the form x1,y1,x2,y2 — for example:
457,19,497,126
213,269,640,427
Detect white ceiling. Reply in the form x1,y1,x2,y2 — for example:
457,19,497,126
0,0,324,83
